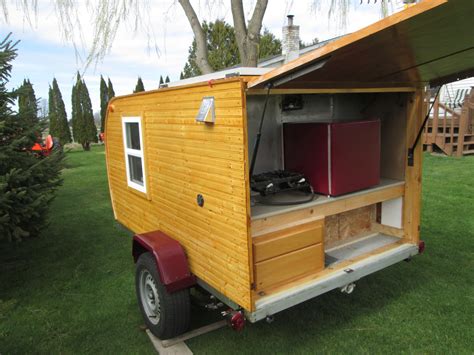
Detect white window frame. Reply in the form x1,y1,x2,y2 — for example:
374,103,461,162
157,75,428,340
122,116,147,193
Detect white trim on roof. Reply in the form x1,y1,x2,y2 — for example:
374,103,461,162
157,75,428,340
166,67,272,88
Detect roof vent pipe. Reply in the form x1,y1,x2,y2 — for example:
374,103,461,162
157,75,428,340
282,15,300,63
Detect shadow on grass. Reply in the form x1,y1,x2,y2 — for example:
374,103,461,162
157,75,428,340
187,258,429,353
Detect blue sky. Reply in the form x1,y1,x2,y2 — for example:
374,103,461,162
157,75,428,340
1,0,399,116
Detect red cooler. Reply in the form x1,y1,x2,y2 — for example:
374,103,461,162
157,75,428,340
283,120,380,196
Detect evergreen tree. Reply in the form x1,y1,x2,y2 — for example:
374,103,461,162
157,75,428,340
99,75,108,133
0,34,64,242
51,78,71,145
48,85,57,137
134,77,145,93
72,73,97,151
165,76,170,83
179,72,184,80
17,78,38,123
107,77,115,100
259,28,283,59
159,75,164,86
81,79,97,147
71,72,81,146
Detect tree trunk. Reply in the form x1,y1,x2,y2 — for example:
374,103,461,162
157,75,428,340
82,142,90,151
179,0,269,73
231,0,268,67
178,0,214,74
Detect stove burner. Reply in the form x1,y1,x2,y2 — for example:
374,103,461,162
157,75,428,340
251,170,313,196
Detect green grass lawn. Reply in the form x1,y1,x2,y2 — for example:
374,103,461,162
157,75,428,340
1,146,473,354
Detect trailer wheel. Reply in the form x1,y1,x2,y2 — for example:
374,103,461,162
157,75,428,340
135,252,190,339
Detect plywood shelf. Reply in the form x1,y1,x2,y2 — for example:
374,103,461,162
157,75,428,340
251,178,404,237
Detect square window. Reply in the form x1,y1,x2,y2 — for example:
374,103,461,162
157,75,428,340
128,155,144,185
125,122,141,150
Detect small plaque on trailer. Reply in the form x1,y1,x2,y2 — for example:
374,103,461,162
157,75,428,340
196,96,215,123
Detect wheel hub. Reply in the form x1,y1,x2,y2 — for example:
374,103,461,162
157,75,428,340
139,270,161,324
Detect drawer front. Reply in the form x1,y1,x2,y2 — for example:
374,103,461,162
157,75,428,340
253,219,324,263
254,243,324,290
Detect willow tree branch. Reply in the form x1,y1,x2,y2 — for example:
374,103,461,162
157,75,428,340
178,0,213,74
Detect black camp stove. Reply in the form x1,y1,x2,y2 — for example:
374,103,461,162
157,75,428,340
251,170,313,197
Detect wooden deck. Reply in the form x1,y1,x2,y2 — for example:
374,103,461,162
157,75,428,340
423,88,474,156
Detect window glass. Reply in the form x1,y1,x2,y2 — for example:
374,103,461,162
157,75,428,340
128,155,144,185
126,122,141,150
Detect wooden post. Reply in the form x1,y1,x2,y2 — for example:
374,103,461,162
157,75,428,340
456,88,473,157
442,107,447,138
431,95,439,145
403,88,424,244
450,106,455,155
457,105,467,157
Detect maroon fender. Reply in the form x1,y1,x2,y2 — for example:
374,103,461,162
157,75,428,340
133,231,196,293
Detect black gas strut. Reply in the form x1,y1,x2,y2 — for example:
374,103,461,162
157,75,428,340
407,87,441,166
249,83,273,178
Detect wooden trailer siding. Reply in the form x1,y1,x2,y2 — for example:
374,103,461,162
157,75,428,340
403,89,425,244
105,79,254,310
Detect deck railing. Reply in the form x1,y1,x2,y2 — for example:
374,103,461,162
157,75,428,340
423,88,474,156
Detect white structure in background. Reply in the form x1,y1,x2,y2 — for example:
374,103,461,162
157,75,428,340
440,77,474,109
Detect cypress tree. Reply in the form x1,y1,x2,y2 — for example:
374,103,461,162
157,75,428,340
0,34,64,242
134,77,145,93
99,75,108,133
165,75,170,83
72,73,97,151
17,79,38,123
107,77,115,100
51,78,71,145
48,85,57,137
71,72,81,146
159,75,164,86
81,79,98,148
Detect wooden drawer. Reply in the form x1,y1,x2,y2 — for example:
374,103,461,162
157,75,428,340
254,243,324,290
253,219,324,263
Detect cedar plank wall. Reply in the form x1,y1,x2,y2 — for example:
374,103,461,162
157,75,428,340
105,79,253,310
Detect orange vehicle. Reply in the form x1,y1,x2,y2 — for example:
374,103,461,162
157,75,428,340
31,134,55,157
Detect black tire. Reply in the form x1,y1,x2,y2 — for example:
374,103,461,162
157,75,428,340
135,252,190,339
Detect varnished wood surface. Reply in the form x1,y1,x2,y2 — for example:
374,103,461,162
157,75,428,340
105,79,253,310
403,89,425,243
254,243,324,291
253,219,324,263
247,87,417,95
249,0,474,89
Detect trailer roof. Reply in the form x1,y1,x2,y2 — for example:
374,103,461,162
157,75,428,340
249,0,474,90
167,67,271,88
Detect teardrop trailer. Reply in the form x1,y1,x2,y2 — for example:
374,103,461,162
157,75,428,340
104,0,474,339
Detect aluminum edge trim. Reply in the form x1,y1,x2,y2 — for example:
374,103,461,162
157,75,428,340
245,243,418,322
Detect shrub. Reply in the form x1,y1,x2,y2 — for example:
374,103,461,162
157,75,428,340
0,34,64,242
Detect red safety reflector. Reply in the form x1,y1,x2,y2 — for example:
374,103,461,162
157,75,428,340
230,311,245,331
418,240,425,254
